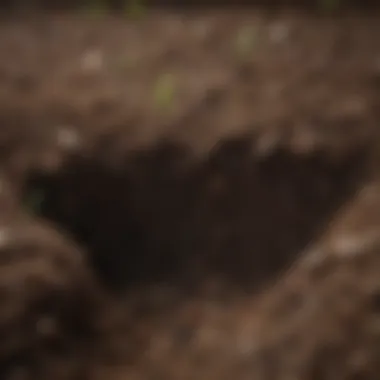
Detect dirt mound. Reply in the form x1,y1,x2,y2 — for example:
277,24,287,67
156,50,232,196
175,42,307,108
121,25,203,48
243,182,380,380
0,182,126,380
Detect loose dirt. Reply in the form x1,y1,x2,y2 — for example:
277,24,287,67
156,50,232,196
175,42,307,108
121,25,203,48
0,8,380,380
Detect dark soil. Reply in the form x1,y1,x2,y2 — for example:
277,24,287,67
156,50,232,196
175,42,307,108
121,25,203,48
0,183,126,380
0,8,380,380
245,182,380,380
1,0,380,12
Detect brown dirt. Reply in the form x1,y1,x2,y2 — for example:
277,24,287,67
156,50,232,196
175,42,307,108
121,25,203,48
0,183,129,380
0,8,380,380
1,11,377,290
88,184,380,380
243,182,380,380
1,0,380,12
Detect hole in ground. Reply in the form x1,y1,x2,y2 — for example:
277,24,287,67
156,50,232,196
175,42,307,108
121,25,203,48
23,136,370,295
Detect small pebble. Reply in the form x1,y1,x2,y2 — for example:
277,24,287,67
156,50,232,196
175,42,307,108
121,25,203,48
81,49,104,72
269,23,290,44
301,246,327,269
0,228,11,249
57,127,81,151
331,231,379,258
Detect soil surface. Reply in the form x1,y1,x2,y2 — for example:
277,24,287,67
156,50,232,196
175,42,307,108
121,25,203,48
0,8,380,380
1,0,380,11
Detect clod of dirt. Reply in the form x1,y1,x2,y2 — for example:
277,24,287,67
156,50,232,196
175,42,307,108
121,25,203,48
0,208,126,380
241,182,380,380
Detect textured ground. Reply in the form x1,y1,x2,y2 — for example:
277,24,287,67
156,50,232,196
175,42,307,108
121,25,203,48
0,8,380,380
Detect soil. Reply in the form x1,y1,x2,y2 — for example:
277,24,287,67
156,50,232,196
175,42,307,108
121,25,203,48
0,7,380,380
1,0,380,11
0,182,124,379
244,181,380,380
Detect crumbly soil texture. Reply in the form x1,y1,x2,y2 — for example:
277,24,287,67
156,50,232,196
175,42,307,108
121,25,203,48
1,8,380,380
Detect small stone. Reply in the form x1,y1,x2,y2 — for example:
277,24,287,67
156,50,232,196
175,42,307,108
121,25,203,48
0,228,11,249
331,231,379,258
81,49,104,72
301,246,327,269
57,127,80,151
255,131,280,158
269,23,290,44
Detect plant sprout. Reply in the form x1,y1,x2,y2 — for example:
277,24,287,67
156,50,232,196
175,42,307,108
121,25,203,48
153,73,177,112
124,0,146,19
82,0,109,17
234,26,258,61
318,0,341,13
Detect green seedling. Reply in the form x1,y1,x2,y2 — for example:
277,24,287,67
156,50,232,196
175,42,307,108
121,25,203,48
234,26,258,61
153,73,177,112
318,0,341,13
124,0,146,19
82,0,109,17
